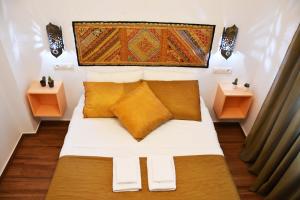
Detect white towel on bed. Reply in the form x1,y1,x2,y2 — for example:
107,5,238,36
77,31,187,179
147,156,176,191
113,156,141,192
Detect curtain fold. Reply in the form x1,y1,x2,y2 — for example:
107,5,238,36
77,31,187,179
240,25,300,163
257,135,300,195
249,70,300,174
240,24,300,199
265,153,300,200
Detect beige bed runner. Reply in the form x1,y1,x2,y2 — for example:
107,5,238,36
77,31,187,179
46,155,240,200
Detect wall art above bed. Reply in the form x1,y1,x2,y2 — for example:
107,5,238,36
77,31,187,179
73,21,215,68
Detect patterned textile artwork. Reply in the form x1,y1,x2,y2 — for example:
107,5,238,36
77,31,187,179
73,22,215,67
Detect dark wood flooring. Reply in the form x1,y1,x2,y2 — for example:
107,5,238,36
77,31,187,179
0,121,263,200
214,123,263,200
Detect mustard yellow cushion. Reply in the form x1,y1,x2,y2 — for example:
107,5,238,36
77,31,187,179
111,82,173,140
146,80,201,121
83,81,141,118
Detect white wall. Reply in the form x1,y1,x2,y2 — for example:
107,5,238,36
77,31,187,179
0,42,38,175
0,0,299,138
0,84,21,175
239,0,300,133
0,3,39,174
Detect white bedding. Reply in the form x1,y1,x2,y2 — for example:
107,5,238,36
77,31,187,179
60,96,223,157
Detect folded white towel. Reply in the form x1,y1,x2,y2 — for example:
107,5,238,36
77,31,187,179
152,156,175,183
116,157,138,184
113,156,141,192
147,156,176,191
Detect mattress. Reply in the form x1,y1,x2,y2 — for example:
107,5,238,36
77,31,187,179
47,97,240,200
60,96,223,157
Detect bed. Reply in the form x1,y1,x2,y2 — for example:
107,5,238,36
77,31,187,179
46,94,240,200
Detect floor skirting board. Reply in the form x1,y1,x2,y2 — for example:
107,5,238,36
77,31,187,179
0,121,41,177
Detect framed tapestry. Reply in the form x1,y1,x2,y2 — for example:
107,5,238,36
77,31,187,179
73,21,215,68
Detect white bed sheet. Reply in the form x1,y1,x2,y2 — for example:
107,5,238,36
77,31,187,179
60,96,223,157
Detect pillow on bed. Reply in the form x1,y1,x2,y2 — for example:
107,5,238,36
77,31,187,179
143,68,199,80
83,81,141,118
146,80,201,121
111,82,173,140
86,68,143,83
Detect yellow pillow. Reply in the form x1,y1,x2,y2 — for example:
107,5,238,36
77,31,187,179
83,81,141,118
111,82,173,140
146,80,201,121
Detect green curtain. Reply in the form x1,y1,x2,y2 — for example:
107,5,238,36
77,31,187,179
240,24,300,200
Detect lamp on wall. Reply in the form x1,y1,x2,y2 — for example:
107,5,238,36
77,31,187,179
220,25,238,59
46,23,64,58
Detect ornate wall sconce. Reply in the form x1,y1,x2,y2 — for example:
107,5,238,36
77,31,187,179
46,23,64,57
220,25,238,59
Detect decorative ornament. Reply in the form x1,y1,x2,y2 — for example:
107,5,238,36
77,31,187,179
232,78,238,89
48,76,54,88
46,23,64,57
72,21,215,67
232,78,238,85
220,25,238,59
244,83,250,88
40,76,46,87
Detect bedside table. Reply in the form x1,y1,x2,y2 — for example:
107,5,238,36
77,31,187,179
213,83,253,119
27,81,66,117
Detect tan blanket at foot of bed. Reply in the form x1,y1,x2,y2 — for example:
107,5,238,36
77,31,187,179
46,155,240,200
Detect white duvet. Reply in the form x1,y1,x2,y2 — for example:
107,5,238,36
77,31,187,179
60,97,223,157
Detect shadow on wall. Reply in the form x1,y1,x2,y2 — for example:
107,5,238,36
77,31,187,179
0,0,44,92
0,0,83,120
0,0,40,131
245,0,299,86
240,0,300,134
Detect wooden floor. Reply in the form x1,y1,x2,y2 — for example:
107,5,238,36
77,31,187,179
0,121,263,200
214,123,263,200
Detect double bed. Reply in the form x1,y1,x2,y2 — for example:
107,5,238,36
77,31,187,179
46,95,240,199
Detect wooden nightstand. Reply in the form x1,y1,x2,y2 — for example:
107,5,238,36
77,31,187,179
27,81,66,117
213,83,253,119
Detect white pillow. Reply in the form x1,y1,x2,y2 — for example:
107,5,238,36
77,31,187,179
85,68,143,83
143,68,199,80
